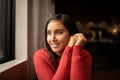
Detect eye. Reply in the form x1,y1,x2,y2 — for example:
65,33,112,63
56,30,63,35
47,31,51,36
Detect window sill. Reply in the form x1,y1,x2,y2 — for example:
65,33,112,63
0,58,27,73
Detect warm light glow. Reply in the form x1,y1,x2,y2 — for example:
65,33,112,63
112,28,117,34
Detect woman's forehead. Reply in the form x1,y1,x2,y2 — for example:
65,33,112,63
47,20,65,30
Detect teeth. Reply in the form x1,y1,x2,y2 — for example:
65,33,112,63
52,44,58,47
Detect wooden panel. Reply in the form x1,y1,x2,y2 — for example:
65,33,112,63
0,61,27,80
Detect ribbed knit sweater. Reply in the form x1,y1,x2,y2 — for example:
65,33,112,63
33,45,92,80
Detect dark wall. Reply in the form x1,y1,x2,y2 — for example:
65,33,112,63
92,70,120,80
55,0,120,23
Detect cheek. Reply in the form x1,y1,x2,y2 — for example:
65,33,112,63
61,35,70,45
64,37,69,44
47,37,50,44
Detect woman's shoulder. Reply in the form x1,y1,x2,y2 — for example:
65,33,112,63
34,48,50,59
35,48,48,53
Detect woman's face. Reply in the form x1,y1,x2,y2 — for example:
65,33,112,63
47,20,70,56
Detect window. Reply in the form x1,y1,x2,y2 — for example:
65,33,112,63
0,0,15,64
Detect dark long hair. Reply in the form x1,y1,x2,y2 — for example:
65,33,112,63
45,14,79,68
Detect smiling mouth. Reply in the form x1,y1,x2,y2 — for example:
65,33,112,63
51,43,59,48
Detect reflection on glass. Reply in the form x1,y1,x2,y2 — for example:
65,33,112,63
0,2,3,58
0,29,4,58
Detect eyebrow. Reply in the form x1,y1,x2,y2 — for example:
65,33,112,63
47,28,64,31
55,29,64,31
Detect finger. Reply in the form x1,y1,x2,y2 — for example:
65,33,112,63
79,33,87,42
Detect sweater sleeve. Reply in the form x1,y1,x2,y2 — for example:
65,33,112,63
33,46,73,80
70,45,92,80
53,46,72,80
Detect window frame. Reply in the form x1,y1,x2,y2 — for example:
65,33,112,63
0,0,15,64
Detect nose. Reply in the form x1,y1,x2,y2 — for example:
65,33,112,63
51,34,57,41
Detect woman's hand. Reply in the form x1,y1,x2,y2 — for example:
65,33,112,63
67,33,87,47
67,36,77,47
74,33,87,47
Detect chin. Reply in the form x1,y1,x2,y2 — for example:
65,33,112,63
52,49,62,55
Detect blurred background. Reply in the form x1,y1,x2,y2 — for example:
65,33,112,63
55,0,120,71
0,0,120,80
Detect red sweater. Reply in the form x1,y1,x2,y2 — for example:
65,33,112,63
33,45,92,80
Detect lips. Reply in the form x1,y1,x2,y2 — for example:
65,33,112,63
51,43,59,48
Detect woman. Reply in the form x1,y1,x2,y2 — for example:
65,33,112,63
33,14,92,80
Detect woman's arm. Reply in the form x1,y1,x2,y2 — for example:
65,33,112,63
83,50,92,80
70,46,92,80
70,33,92,80
52,46,72,80
70,46,87,80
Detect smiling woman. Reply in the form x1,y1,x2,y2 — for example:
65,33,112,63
0,0,15,64
33,14,92,80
